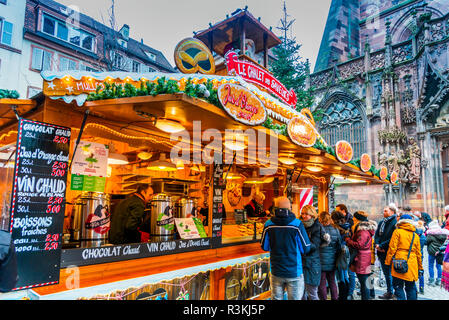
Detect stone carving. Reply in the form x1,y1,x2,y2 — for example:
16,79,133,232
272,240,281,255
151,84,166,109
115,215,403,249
392,42,413,64
406,137,421,184
429,20,446,42
338,58,364,80
370,51,386,70
310,69,334,88
378,126,407,144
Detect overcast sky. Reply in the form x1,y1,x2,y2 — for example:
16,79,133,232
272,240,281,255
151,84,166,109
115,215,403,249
56,0,332,70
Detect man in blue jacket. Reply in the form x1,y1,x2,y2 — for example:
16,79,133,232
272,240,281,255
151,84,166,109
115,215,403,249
261,197,311,300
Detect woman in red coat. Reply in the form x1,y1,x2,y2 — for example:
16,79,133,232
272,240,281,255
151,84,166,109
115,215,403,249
344,211,377,300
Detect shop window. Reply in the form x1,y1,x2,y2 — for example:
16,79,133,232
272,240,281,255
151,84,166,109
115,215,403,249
41,14,96,52
0,20,13,46
59,56,77,71
57,22,68,41
112,52,123,69
31,47,52,71
132,61,141,73
318,97,367,159
42,15,56,36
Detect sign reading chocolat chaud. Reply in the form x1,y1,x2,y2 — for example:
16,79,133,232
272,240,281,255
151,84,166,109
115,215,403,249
217,83,267,126
287,117,317,148
335,140,354,164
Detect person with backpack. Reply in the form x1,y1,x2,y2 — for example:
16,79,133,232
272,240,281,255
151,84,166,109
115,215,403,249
384,214,423,300
300,205,329,300
318,211,341,300
425,220,449,287
344,211,377,300
0,230,18,292
261,197,312,300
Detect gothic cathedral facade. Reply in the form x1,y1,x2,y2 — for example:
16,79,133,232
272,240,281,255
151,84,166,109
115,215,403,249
310,0,449,220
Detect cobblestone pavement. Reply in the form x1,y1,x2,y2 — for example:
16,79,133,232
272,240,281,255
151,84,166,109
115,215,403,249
352,250,449,300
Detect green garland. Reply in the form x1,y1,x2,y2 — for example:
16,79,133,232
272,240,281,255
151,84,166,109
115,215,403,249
262,117,287,136
86,77,221,109
0,89,20,99
313,139,336,157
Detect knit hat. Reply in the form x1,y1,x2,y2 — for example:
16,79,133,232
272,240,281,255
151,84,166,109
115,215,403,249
414,211,422,218
400,214,413,220
354,211,369,222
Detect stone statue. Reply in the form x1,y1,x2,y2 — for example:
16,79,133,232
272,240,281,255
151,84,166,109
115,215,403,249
407,137,421,183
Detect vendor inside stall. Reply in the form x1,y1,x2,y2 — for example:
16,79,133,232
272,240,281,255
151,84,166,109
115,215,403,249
109,183,154,245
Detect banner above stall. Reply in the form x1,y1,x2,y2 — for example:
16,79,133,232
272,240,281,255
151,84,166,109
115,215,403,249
225,51,297,107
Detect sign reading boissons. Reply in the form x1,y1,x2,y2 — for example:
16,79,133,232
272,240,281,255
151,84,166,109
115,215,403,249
9,119,71,289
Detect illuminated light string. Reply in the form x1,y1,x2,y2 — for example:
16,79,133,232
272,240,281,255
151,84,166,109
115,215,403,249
71,123,177,149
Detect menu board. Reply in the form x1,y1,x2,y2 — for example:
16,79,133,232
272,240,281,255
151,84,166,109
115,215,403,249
211,164,224,247
9,118,71,290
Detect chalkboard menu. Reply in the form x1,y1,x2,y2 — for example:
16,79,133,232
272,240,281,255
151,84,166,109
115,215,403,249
211,164,224,248
9,118,71,290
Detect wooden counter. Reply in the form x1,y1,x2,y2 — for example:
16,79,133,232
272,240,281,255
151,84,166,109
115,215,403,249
32,242,265,297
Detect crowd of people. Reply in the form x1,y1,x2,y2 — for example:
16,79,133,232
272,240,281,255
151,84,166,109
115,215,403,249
261,198,449,300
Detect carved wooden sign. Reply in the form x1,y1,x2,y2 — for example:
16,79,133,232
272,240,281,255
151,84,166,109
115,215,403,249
217,83,267,126
287,117,317,148
335,140,354,164
360,153,372,172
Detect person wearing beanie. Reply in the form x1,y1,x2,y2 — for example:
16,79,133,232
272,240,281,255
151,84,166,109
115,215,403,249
261,197,312,300
344,211,377,300
375,205,398,299
299,205,325,300
385,215,423,300
426,220,449,287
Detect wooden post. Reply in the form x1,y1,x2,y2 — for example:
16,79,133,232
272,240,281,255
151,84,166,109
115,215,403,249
318,178,329,213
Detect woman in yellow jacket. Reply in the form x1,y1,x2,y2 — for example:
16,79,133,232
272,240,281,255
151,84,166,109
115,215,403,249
385,214,423,300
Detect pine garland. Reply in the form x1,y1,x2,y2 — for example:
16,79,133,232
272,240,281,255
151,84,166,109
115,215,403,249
0,89,20,99
263,117,287,136
86,77,221,110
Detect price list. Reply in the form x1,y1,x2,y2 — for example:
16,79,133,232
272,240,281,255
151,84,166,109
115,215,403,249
211,164,224,248
9,119,71,289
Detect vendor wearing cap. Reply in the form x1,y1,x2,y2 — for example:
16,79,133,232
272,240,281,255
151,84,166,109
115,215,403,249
109,184,154,244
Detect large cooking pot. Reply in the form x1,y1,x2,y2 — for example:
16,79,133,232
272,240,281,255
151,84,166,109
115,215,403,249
150,193,175,242
70,192,111,247
175,198,198,219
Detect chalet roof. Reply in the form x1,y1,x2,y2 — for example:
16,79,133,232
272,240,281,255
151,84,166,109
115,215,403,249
194,8,281,56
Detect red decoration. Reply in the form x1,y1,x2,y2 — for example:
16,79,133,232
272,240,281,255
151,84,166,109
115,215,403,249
225,51,297,107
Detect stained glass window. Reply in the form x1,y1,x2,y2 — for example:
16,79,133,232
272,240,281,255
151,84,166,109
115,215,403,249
318,98,367,159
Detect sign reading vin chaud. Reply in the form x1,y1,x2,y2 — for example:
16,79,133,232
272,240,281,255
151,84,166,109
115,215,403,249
61,238,211,267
